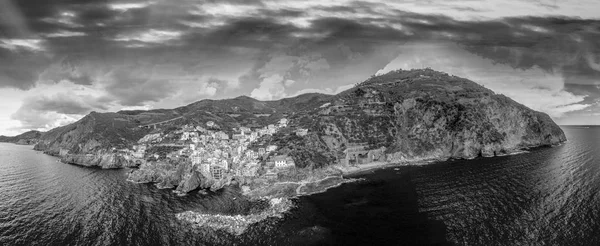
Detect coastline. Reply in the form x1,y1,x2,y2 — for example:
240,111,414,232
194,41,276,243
34,144,562,236
334,145,555,177
335,161,407,177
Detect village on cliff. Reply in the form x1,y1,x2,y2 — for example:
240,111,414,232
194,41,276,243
118,118,312,182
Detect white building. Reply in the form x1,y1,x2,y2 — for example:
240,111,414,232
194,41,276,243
274,155,287,167
240,127,251,134
211,166,224,179
296,128,308,137
274,155,295,168
191,153,202,165
216,131,229,140
133,145,146,158
267,145,278,152
279,118,288,127
245,150,258,159
200,163,210,174
220,159,229,170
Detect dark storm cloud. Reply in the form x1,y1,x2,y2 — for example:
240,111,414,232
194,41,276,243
9,90,112,129
0,49,49,89
203,0,264,5
1,0,599,106
22,93,103,114
104,67,178,106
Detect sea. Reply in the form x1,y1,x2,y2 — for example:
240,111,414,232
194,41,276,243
0,126,598,246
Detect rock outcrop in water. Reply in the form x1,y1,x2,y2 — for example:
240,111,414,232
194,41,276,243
127,159,230,192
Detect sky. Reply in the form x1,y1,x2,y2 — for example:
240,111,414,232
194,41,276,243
0,0,599,135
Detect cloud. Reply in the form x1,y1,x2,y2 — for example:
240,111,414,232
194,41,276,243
20,93,99,115
292,83,355,97
108,2,154,11
37,60,95,85
41,11,83,28
44,31,86,38
10,81,111,130
250,74,287,100
112,29,184,44
0,39,44,52
11,109,82,131
1,0,600,133
103,67,179,106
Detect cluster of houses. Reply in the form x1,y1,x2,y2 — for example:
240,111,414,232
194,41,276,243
129,118,309,181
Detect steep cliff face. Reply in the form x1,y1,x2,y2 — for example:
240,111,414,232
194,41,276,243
127,159,229,193
34,68,566,172
34,112,150,168
293,69,566,164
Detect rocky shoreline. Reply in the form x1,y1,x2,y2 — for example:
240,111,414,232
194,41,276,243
334,144,562,177
34,141,565,236
176,197,294,236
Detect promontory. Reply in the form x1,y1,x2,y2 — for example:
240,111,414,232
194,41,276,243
32,68,566,196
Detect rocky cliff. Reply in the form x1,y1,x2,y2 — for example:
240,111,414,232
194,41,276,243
33,112,151,168
33,68,566,190
127,159,231,193
289,69,566,166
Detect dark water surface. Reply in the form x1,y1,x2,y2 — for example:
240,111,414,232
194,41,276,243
1,126,599,245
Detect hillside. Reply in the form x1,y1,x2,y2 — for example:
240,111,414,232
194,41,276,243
33,93,333,168
33,68,566,171
0,130,44,145
289,69,566,166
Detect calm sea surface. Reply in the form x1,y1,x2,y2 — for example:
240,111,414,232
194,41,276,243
1,126,598,245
